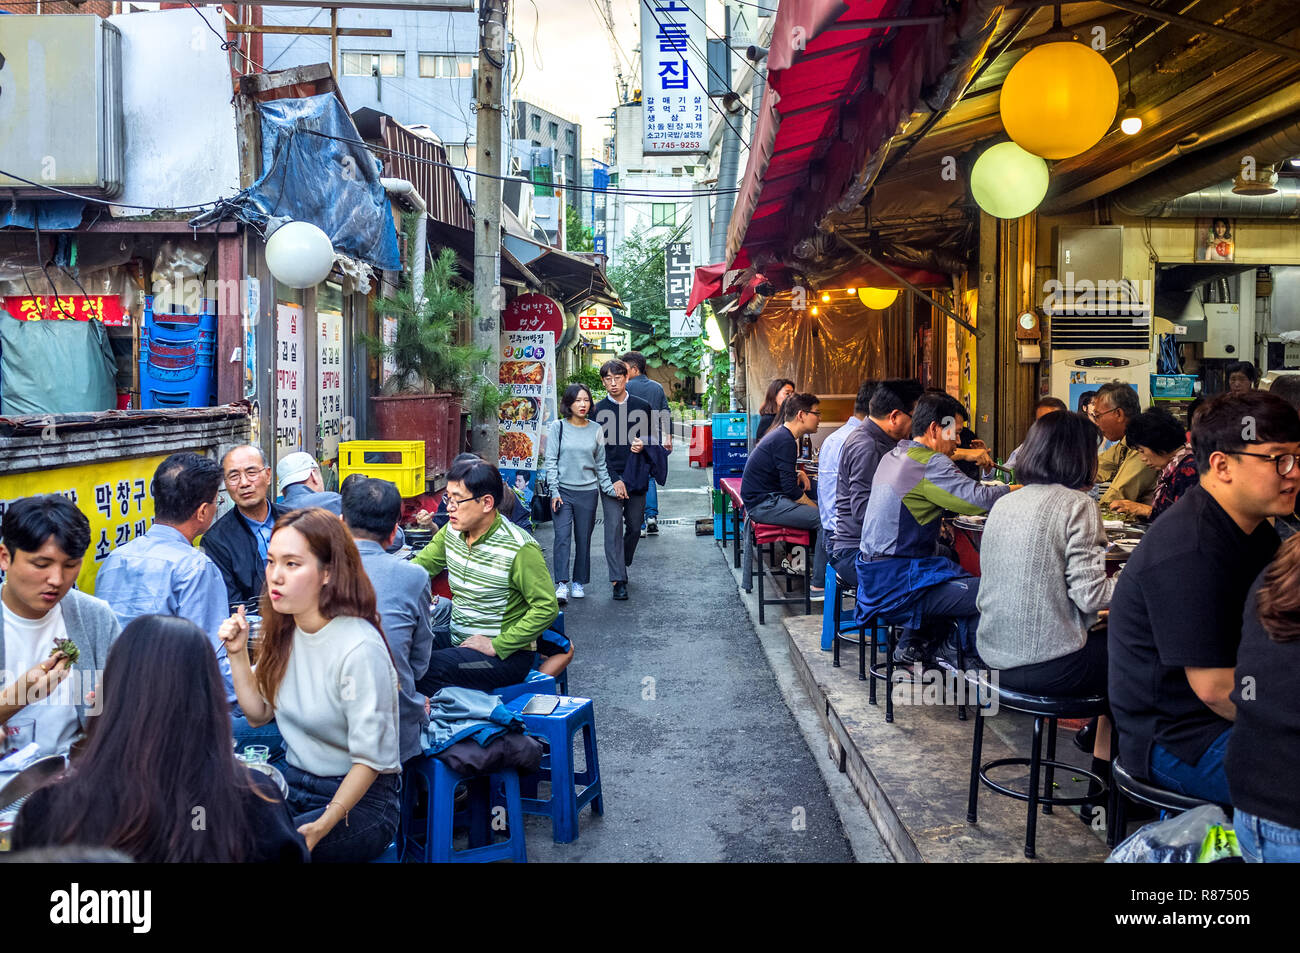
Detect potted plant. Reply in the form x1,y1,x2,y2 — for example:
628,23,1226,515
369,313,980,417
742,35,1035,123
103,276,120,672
363,246,508,473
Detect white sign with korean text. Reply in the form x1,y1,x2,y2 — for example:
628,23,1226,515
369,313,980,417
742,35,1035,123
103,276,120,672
498,330,557,472
276,303,305,451
640,0,708,154
318,310,343,461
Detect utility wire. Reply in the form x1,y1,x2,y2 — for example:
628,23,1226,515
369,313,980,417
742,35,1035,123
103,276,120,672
186,2,268,74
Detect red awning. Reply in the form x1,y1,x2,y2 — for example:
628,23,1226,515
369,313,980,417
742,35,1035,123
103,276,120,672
727,0,951,277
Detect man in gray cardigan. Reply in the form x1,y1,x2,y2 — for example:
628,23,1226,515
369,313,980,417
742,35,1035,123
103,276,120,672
341,476,433,766
0,496,120,767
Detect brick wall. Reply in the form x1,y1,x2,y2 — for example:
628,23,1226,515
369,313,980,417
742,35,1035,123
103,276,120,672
4,1,115,15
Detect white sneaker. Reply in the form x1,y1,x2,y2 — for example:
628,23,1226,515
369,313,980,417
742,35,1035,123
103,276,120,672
570,582,586,599
555,583,569,605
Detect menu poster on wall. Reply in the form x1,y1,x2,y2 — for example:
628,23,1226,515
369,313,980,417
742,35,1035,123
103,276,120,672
498,330,556,472
318,310,344,461
276,303,305,451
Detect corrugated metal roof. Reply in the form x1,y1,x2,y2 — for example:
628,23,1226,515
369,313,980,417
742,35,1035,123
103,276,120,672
371,113,474,231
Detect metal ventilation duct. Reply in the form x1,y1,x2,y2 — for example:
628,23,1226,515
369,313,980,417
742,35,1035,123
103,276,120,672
1146,178,1300,218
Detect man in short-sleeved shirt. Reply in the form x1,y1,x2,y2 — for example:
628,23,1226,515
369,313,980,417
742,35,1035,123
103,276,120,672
1108,391,1300,803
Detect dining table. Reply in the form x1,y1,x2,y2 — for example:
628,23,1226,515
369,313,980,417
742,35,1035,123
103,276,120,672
949,512,1145,578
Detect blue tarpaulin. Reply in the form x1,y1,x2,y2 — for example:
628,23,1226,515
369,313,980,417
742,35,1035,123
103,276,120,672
1,200,86,230
226,93,401,272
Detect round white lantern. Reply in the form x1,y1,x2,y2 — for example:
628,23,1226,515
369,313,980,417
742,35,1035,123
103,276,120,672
265,221,336,289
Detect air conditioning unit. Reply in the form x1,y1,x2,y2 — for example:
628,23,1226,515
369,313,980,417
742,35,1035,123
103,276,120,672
0,16,124,198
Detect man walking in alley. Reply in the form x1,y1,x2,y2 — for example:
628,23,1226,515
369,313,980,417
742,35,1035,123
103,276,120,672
201,445,287,610
620,350,671,535
595,359,655,600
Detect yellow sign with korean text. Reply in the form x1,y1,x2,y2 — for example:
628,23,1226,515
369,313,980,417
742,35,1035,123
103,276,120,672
0,455,169,595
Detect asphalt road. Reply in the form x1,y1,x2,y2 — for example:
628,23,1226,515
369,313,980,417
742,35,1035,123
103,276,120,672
523,442,858,862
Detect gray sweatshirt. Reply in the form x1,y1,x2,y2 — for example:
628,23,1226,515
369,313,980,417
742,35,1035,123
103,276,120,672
975,483,1116,670
543,418,616,498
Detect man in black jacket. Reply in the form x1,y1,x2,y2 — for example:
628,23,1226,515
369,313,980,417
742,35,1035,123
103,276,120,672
594,360,654,600
202,445,287,609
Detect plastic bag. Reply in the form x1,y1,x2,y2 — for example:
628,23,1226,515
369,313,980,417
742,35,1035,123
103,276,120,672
1106,804,1241,863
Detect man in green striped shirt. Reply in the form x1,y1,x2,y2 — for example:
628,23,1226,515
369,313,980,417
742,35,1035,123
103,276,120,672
413,458,559,693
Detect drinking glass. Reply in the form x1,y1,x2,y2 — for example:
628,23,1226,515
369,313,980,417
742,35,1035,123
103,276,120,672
243,745,270,764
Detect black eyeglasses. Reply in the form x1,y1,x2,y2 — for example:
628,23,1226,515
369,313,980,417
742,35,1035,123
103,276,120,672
1089,406,1122,422
1232,451,1298,476
445,493,488,511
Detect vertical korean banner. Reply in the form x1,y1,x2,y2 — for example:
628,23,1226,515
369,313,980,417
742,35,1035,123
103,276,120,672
276,303,305,451
640,0,708,155
318,310,344,463
498,331,556,487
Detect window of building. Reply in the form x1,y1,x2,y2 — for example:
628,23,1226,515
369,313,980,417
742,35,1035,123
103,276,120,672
418,53,475,78
652,203,675,227
531,115,541,133
548,121,559,139
342,52,404,77
565,129,576,149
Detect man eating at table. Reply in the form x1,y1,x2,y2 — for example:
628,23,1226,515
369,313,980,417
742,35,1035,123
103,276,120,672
855,392,1012,670
1091,382,1157,507
1108,390,1300,804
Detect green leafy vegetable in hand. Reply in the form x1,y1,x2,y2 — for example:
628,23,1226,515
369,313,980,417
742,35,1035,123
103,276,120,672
49,638,80,664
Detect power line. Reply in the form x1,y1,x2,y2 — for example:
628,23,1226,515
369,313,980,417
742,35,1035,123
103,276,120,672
186,2,268,75
0,168,225,212
675,0,765,81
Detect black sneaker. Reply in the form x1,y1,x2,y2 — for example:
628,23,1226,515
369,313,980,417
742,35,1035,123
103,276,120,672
646,518,659,536
612,581,628,600
933,636,968,673
893,639,929,665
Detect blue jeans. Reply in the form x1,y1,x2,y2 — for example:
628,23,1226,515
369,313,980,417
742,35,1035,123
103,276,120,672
231,713,286,767
644,480,658,521
1150,728,1233,806
282,762,400,863
1235,809,1300,863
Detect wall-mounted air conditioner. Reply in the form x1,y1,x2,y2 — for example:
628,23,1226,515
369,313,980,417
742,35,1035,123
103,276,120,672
0,16,124,198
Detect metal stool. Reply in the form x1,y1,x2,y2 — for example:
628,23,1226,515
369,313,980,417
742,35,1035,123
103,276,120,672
967,677,1108,859
1106,754,1218,848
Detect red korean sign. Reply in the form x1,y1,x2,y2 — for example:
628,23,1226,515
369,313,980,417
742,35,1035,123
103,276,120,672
502,292,563,338
2,295,129,326
578,304,613,340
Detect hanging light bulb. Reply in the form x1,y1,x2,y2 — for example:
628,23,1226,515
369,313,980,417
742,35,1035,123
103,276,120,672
265,221,335,288
810,305,820,316
1120,48,1141,136
846,287,857,295
820,292,830,303
857,287,900,310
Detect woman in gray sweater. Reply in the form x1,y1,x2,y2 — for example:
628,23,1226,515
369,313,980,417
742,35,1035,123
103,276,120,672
543,383,618,605
976,410,1115,697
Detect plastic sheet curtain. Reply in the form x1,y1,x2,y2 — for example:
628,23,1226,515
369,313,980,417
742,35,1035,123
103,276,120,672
741,293,914,413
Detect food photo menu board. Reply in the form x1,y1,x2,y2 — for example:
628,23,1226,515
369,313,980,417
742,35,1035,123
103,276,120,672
498,330,556,473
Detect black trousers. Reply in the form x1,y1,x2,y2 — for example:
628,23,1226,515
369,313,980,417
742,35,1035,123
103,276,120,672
415,626,536,695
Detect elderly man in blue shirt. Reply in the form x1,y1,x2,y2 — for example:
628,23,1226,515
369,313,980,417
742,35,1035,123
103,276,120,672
95,452,231,690
815,380,874,581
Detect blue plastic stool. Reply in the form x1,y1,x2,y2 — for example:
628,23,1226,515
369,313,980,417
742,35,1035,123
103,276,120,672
505,693,603,844
370,840,401,863
401,755,528,863
496,669,556,703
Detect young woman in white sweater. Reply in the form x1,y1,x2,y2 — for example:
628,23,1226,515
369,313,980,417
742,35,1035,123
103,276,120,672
220,507,400,863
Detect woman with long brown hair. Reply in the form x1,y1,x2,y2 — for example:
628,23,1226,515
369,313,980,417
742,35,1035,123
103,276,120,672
1226,533,1300,861
13,615,307,862
220,507,400,863
755,378,795,441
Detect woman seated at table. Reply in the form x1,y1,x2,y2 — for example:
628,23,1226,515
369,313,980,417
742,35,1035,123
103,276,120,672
220,507,401,863
13,615,307,862
1107,408,1197,523
975,412,1115,780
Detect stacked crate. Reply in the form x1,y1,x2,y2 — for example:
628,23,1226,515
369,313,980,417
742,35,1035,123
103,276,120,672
711,412,755,540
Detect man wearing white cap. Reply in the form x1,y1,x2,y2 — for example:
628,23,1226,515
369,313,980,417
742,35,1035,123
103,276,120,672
277,451,343,516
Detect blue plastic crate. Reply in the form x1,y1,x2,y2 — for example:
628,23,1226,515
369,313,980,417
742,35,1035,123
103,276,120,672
1150,374,1197,400
713,439,749,468
712,464,744,488
711,413,755,441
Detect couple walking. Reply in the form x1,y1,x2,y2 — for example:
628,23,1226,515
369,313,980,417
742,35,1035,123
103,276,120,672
543,354,670,603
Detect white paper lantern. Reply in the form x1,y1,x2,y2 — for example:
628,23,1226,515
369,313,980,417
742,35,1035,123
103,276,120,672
265,221,335,289
970,142,1050,219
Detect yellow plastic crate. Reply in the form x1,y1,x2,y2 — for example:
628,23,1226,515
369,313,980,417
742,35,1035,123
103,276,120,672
338,440,426,497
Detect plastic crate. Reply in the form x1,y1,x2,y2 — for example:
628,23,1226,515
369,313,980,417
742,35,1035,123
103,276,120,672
711,412,754,441
339,440,426,497
1150,374,1197,400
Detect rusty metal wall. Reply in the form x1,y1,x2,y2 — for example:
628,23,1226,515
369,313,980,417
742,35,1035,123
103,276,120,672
377,116,474,231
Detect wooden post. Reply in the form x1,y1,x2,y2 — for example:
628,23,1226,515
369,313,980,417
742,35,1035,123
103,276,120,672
330,9,339,78
976,210,998,449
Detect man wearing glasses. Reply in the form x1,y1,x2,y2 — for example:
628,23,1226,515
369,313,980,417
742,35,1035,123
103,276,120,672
1091,382,1157,506
412,457,559,693
200,445,287,610
1109,391,1300,803
740,392,829,592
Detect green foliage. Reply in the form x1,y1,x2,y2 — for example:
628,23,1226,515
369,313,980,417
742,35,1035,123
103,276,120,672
362,245,508,426
565,204,594,253
563,365,606,402
704,347,731,414
607,229,706,381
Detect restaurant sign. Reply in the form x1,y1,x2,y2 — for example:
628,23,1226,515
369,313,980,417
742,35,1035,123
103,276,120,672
502,292,565,338
578,304,614,340
2,295,129,326
639,0,708,154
